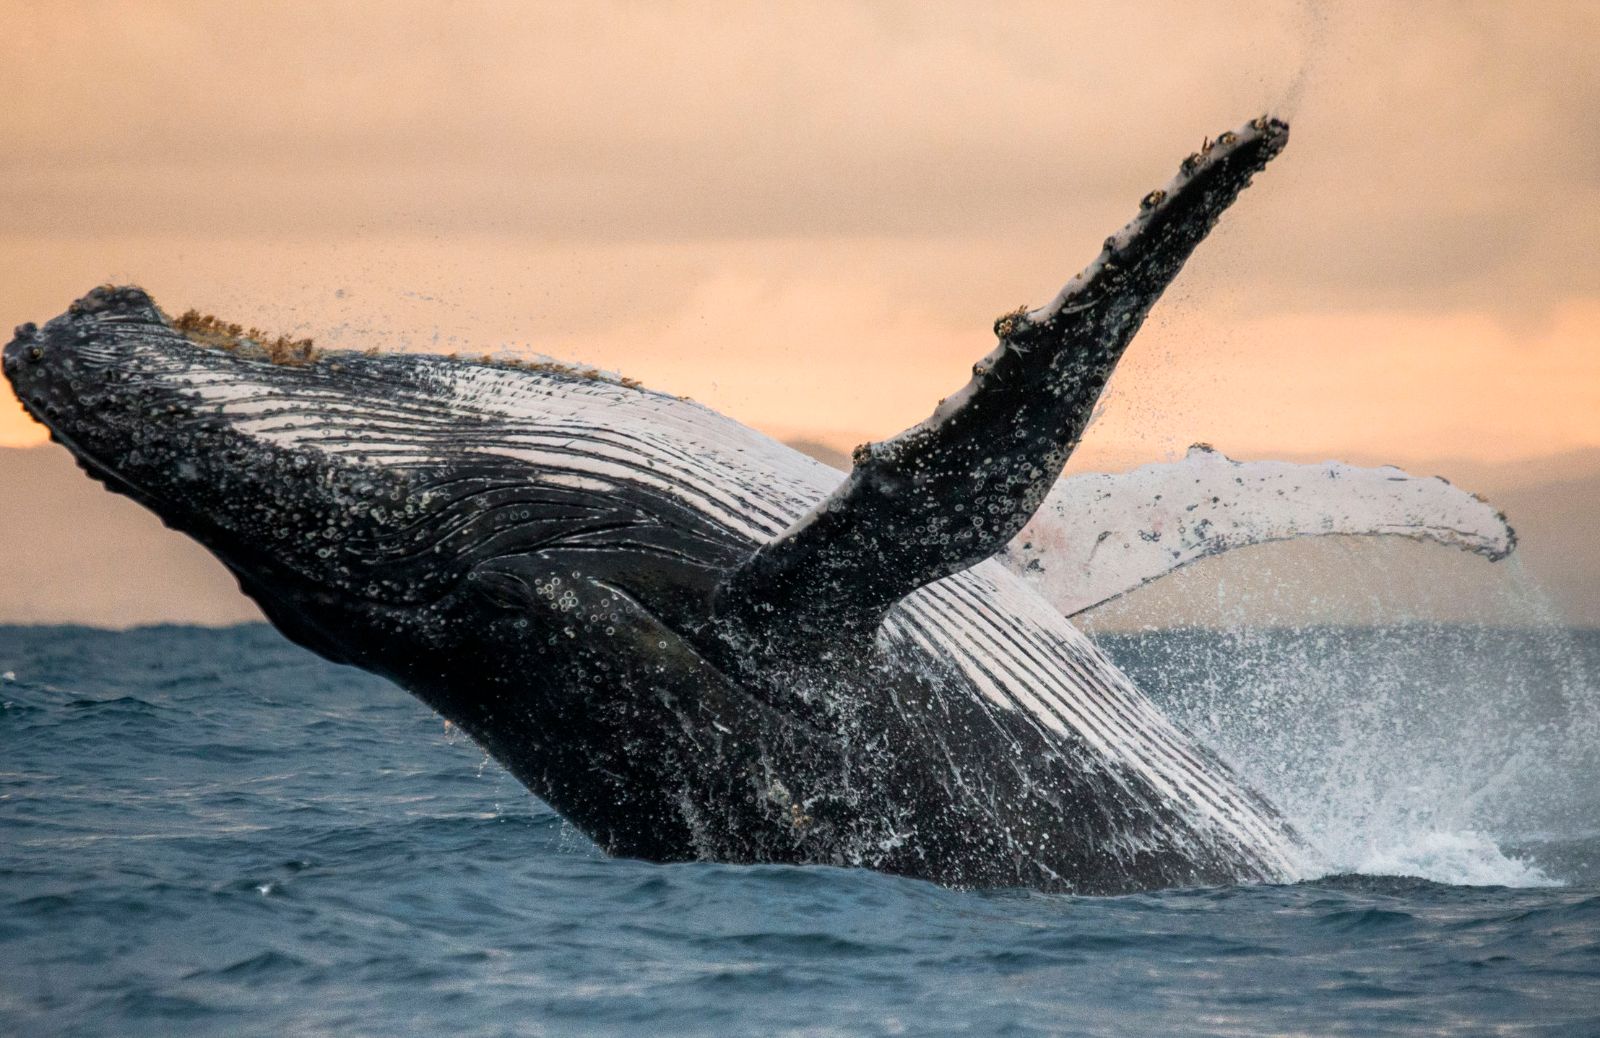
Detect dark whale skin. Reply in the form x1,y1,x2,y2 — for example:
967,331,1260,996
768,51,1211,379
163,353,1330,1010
3,117,1304,894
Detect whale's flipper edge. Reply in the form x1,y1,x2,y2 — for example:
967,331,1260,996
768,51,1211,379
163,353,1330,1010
1003,445,1518,618
716,116,1291,641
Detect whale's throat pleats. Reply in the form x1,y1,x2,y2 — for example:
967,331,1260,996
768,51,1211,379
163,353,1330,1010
715,119,1290,643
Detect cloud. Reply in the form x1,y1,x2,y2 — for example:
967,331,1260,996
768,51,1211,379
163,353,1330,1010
5,2,1598,320
3,1,1599,459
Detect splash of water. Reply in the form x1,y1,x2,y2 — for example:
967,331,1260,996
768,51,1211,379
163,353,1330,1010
1093,544,1599,888
1276,1,1331,121
1350,830,1559,887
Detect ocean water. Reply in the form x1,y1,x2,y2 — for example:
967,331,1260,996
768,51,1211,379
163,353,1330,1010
2,623,1597,1037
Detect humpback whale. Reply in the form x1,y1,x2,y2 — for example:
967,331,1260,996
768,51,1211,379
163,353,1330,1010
2,116,1514,893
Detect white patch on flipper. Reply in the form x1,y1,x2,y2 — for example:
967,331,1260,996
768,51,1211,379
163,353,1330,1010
1005,444,1516,617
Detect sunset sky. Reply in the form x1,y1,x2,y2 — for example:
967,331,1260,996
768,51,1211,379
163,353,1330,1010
4,1,1597,472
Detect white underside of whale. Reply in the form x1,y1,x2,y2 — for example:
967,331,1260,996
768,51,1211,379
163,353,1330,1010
1007,444,1514,617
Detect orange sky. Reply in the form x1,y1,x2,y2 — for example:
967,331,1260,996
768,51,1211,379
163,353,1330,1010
4,1,1598,467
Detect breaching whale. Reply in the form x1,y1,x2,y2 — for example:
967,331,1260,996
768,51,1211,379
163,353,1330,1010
2,116,1514,893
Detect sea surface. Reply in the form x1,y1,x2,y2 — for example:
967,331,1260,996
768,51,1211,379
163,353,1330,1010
2,623,1597,1037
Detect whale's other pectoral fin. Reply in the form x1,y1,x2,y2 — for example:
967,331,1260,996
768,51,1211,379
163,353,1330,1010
716,117,1291,642
1001,445,1518,617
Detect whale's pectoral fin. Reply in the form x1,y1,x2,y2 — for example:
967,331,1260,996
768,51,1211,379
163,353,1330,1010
716,116,1291,640
1002,445,1517,617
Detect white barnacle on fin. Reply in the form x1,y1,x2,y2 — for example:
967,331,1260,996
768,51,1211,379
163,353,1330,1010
1002,444,1517,617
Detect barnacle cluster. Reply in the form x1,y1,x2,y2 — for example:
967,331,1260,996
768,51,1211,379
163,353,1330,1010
993,304,1031,339
486,355,644,390
171,305,653,391
171,309,320,367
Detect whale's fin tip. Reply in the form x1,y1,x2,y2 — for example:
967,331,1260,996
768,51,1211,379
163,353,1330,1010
716,116,1292,641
